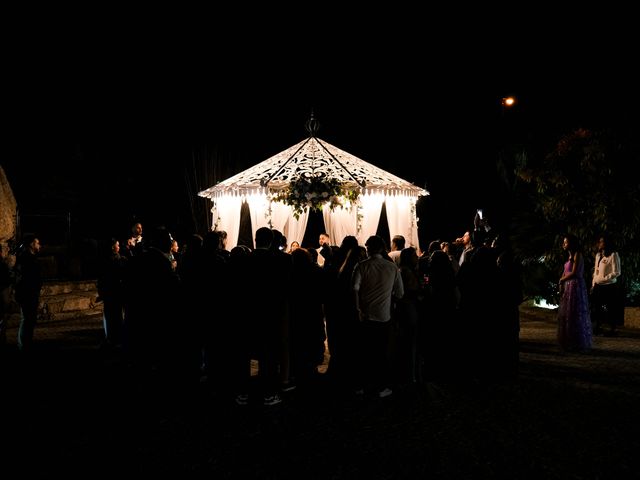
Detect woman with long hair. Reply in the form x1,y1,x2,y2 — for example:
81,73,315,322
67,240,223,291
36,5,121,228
557,234,592,352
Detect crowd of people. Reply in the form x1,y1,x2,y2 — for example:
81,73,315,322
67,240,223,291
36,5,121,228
0,216,627,406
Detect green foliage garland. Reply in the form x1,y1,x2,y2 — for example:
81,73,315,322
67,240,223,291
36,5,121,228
273,175,360,220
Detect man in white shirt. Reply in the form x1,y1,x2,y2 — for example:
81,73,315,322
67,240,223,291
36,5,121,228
352,235,404,398
591,235,622,335
125,222,144,256
316,232,331,267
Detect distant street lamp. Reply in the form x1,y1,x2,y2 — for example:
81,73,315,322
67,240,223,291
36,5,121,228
502,96,516,108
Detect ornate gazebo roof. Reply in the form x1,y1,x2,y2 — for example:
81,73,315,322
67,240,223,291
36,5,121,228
198,136,428,199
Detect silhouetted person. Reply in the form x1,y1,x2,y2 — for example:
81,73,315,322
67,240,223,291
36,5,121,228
422,249,457,380
97,238,127,347
388,234,405,266
492,234,523,379
124,222,144,257
15,235,42,353
289,248,326,385
395,247,422,384
124,227,181,376
215,230,230,261
324,235,360,386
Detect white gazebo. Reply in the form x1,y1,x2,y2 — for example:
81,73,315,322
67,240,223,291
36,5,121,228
198,122,428,249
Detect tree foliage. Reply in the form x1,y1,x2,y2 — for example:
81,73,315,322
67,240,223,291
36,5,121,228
512,128,640,304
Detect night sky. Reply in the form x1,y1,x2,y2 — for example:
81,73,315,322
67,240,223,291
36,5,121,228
4,25,639,248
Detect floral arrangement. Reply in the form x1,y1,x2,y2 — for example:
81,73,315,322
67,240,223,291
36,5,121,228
272,175,360,219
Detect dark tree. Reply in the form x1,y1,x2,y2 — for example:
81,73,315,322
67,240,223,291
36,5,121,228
512,128,640,305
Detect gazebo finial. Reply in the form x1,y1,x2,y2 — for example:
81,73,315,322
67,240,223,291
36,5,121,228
305,110,320,137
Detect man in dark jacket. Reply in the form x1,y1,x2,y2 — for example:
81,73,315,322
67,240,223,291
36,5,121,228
15,235,42,352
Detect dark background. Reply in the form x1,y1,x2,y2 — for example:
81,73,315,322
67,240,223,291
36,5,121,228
4,19,639,254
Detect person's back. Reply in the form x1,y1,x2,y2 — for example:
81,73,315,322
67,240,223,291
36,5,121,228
352,235,404,398
440,241,459,274
289,248,326,383
215,230,230,261
124,227,181,372
354,256,403,322
97,238,127,346
245,227,291,405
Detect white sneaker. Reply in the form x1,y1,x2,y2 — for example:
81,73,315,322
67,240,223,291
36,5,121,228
235,394,249,406
263,395,282,406
281,382,297,392
378,388,393,398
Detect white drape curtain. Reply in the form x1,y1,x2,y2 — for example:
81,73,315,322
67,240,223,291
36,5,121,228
212,195,243,249
408,198,420,251
247,194,270,248
253,201,309,248
269,201,290,232
385,195,418,248
212,192,420,251
357,193,385,245
246,199,310,249
323,204,358,247
283,209,309,247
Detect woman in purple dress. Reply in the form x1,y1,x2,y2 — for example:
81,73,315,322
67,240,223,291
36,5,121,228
557,234,592,352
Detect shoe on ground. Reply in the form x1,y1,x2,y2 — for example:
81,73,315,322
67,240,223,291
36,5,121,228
263,394,282,406
378,388,393,398
235,394,249,406
281,382,297,392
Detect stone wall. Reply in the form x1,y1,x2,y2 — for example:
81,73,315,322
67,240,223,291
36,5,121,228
0,165,17,246
4,279,103,326
625,307,640,329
